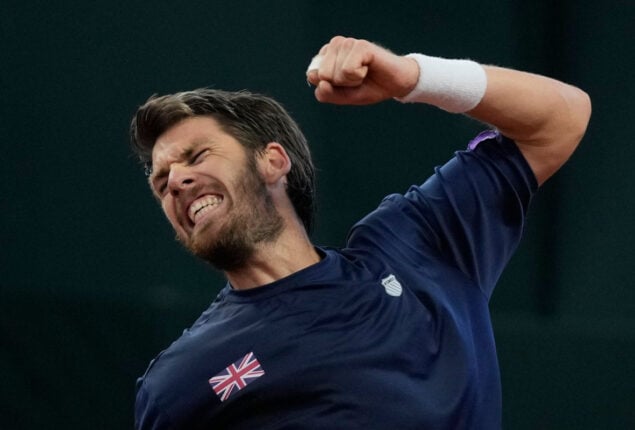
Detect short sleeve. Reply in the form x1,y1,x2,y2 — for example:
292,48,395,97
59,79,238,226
347,131,537,299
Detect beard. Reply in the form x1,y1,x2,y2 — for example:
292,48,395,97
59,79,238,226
180,162,284,272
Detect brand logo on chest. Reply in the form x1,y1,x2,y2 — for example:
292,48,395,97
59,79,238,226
381,274,403,297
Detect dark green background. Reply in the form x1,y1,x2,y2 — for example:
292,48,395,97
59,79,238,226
2,1,634,428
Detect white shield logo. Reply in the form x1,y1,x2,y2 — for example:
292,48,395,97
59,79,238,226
381,274,403,297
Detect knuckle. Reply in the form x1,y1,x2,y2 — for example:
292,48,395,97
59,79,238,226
354,39,370,50
330,35,346,44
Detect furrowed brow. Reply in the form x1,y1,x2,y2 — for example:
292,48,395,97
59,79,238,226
149,140,210,184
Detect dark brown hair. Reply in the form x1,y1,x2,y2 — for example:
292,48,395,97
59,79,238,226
130,89,316,232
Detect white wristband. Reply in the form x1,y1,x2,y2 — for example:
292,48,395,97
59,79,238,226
395,53,487,113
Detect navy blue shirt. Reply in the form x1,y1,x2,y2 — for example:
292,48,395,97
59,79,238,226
135,132,537,429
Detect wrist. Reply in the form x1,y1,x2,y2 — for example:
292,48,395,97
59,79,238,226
395,56,421,98
395,53,487,113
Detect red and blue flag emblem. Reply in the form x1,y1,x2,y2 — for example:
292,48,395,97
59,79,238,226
208,352,265,402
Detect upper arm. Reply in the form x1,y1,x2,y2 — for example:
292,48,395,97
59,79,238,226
347,134,536,298
468,66,592,185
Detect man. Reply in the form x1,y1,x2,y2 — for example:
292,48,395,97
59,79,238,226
132,36,590,429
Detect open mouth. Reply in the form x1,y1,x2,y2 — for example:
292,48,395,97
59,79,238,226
188,194,223,224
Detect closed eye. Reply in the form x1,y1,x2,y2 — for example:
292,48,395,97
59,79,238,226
189,149,209,165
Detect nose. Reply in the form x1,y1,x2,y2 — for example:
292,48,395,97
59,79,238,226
167,164,195,195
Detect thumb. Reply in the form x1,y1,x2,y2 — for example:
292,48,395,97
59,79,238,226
314,81,336,103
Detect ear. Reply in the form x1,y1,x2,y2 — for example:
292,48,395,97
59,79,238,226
258,142,292,185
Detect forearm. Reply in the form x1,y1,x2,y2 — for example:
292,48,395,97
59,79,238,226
398,56,591,185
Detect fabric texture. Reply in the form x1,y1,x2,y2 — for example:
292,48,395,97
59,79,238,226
135,131,537,430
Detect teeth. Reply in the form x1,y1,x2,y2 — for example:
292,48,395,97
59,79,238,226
188,195,222,223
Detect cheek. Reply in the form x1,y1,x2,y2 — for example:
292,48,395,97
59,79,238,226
162,200,186,233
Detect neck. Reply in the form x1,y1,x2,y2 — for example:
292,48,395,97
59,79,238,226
224,223,321,290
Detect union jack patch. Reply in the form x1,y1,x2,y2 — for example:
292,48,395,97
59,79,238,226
208,352,265,402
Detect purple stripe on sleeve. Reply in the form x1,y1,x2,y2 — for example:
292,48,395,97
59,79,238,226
467,129,500,150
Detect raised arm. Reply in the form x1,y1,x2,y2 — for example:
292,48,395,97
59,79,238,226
306,36,591,185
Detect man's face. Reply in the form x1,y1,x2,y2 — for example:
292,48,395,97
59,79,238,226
149,116,283,271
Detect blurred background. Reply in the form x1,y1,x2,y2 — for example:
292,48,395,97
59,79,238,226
1,0,634,428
